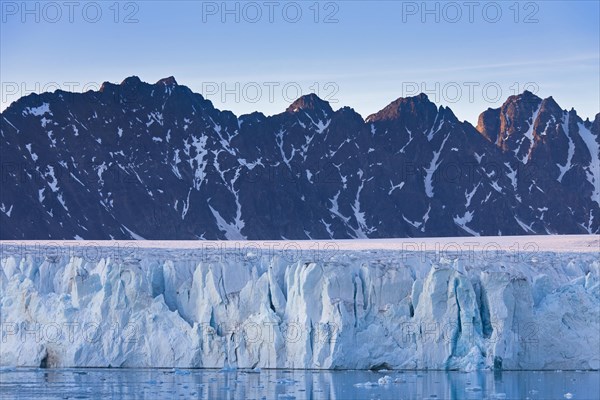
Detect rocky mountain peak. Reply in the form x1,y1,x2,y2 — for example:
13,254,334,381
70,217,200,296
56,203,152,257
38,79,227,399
364,93,438,123
120,76,143,87
286,93,333,115
156,76,178,87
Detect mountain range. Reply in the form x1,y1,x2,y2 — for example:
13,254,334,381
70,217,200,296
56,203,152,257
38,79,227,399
1,76,598,239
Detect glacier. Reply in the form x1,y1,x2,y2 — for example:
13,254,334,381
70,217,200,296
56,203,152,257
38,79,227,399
1,238,598,371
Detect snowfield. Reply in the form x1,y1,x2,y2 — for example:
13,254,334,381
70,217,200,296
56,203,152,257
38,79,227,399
0,236,598,371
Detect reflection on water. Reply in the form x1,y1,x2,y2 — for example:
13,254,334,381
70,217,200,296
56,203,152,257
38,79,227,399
0,368,598,399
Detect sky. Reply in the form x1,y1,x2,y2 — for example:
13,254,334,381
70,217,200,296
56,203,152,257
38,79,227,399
1,0,599,123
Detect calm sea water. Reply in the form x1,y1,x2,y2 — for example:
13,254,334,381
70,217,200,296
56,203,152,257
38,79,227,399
0,368,598,399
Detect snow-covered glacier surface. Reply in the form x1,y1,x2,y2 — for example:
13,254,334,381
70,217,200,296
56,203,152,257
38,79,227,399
1,238,599,371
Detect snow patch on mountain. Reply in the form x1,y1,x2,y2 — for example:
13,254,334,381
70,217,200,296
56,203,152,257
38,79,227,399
23,103,51,117
577,122,600,206
557,113,575,183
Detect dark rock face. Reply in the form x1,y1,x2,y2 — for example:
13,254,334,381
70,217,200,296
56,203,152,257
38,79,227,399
1,77,598,239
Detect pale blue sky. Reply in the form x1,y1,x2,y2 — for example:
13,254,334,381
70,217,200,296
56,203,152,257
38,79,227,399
1,0,599,123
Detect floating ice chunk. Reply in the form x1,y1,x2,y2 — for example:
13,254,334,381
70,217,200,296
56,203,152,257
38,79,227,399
276,378,296,385
174,369,191,375
353,381,379,388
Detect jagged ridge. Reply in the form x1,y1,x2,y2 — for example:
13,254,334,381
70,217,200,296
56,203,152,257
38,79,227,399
0,76,598,239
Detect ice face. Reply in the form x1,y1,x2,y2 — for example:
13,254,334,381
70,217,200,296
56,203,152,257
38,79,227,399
0,243,598,371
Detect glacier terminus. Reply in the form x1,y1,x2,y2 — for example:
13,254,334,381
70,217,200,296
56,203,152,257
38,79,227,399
1,236,598,372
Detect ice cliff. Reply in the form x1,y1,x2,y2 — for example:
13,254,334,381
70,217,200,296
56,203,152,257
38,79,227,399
1,245,598,371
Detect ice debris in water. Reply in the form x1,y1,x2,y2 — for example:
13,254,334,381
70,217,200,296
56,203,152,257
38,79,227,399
354,375,394,388
276,378,296,386
353,381,379,388
173,369,191,376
